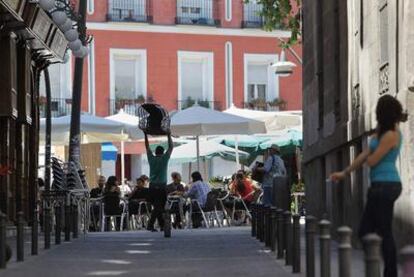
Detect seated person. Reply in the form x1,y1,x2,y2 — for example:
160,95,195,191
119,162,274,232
184,171,211,228
230,171,260,207
128,177,150,215
166,172,186,228
89,175,106,231
103,176,122,231
90,175,105,198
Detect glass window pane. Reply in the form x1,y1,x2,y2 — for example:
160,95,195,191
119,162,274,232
248,84,255,101
181,61,203,101
257,84,266,100
114,57,136,99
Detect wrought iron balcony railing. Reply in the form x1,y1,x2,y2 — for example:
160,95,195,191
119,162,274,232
107,0,150,23
177,99,222,110
242,2,264,28
39,98,72,118
176,0,217,26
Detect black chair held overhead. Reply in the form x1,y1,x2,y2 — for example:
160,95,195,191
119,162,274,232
137,103,170,135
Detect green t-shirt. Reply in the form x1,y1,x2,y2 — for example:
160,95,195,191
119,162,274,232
147,151,171,184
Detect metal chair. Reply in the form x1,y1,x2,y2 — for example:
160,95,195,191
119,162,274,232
101,198,128,232
129,200,151,230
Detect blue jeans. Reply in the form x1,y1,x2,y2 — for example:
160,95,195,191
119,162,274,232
262,186,272,206
358,182,401,277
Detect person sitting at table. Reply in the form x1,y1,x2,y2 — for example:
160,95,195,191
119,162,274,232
91,175,105,198
103,176,122,231
128,177,150,216
166,172,186,229
230,171,260,207
184,171,211,228
89,175,106,231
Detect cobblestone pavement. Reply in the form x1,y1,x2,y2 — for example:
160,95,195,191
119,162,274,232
2,227,299,277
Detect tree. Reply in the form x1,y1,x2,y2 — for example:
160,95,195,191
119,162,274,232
245,0,301,47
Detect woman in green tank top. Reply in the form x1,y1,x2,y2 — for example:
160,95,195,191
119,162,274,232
330,95,405,277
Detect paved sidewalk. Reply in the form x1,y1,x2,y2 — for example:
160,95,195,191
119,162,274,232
2,227,298,277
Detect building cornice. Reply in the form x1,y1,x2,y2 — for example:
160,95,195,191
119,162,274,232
86,22,292,38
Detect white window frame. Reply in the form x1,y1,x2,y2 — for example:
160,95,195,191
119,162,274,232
225,0,232,21
225,42,233,108
109,48,147,101
87,39,96,114
87,0,94,15
244,53,279,103
177,51,214,110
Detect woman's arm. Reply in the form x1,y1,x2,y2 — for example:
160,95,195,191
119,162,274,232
366,131,399,167
330,149,370,181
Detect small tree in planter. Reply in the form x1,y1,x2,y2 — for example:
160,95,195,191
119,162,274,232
198,99,210,108
184,96,195,109
136,95,146,104
268,98,287,111
248,98,268,110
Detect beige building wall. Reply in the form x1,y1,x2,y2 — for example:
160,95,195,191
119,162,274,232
347,0,414,245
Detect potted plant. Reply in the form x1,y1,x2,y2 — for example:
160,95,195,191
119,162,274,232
185,96,195,109
136,95,146,104
268,98,287,110
248,98,267,110
198,99,210,108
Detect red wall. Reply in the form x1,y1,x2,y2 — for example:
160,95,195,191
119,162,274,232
82,30,302,116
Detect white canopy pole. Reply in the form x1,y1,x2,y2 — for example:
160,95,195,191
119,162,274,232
121,130,125,184
196,135,200,171
235,135,240,171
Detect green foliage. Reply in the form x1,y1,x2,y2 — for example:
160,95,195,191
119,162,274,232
244,0,301,47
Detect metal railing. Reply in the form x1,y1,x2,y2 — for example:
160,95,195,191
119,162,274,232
109,98,145,116
176,0,217,26
177,99,222,110
39,98,72,118
242,2,264,28
107,0,150,22
243,101,282,111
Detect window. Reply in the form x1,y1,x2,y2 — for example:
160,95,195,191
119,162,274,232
176,0,214,25
39,57,71,99
244,54,278,104
110,49,147,100
225,0,232,21
379,1,388,66
87,0,94,15
247,64,267,101
178,51,214,109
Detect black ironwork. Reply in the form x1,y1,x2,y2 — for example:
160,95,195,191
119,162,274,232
251,204,257,237
176,0,216,26
284,211,292,266
107,0,150,22
270,207,277,252
16,212,24,262
55,205,62,245
292,214,301,273
177,99,222,110
31,209,38,255
276,209,284,259
109,98,144,116
39,98,72,118
242,2,263,28
306,215,316,277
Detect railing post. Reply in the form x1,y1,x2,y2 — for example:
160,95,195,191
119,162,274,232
284,211,293,266
265,206,272,248
256,204,262,240
31,208,38,255
270,207,277,252
65,195,71,242
277,209,284,259
362,233,382,277
319,219,331,277
72,203,79,239
16,212,24,262
306,216,317,277
0,212,7,268
44,204,51,249
292,214,301,273
401,245,414,277
164,209,171,238
55,205,62,245
337,226,352,277
260,205,266,243
251,204,257,237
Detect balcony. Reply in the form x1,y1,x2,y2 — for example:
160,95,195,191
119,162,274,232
176,0,217,26
243,98,286,111
39,98,72,118
107,0,150,23
109,97,155,115
177,99,222,111
242,2,264,28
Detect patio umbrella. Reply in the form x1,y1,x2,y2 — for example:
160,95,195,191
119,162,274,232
39,114,128,145
106,109,144,183
223,104,302,132
170,139,249,163
170,105,266,170
259,129,303,155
